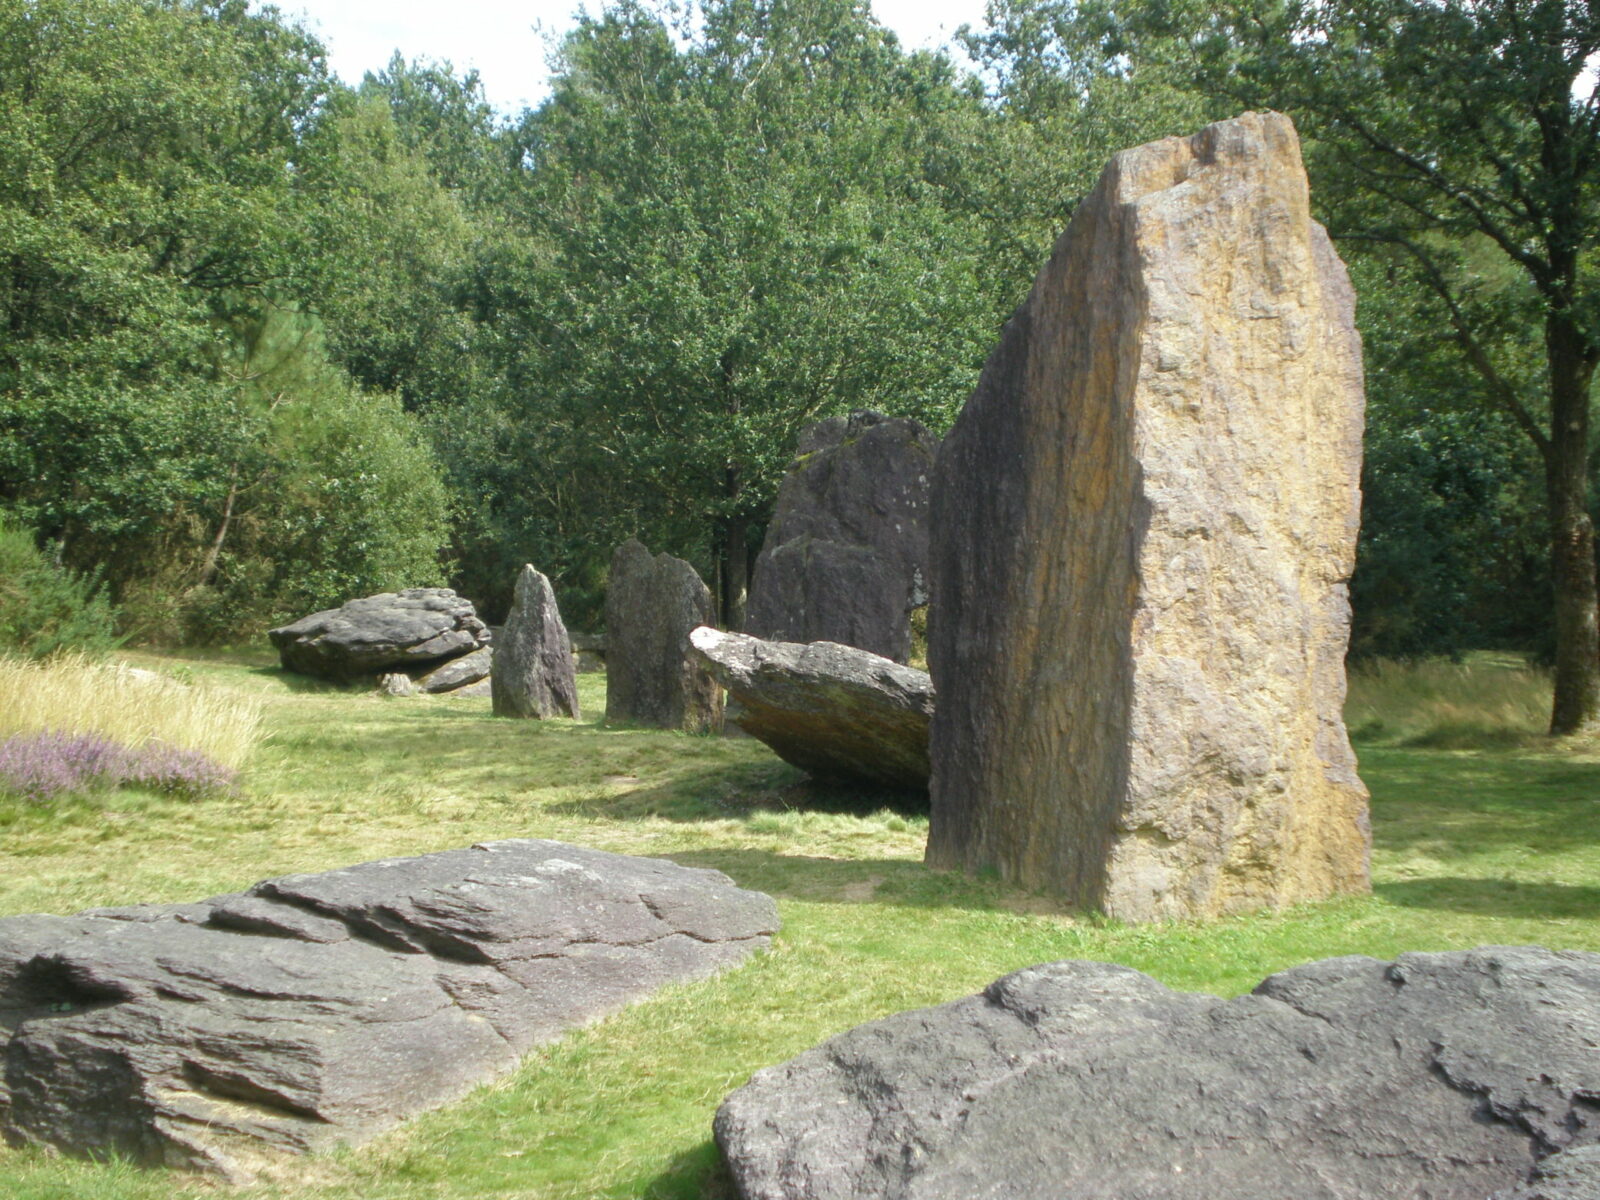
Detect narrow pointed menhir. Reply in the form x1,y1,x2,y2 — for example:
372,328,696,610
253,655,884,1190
926,113,1371,921
491,565,581,719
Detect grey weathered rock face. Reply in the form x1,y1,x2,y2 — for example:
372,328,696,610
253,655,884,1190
605,539,722,732
269,588,490,682
1493,1147,1600,1200
0,840,778,1181
716,946,1600,1200
926,112,1370,921
690,627,932,790
491,566,580,719
745,411,937,664
418,645,492,694
570,633,606,674
377,672,416,696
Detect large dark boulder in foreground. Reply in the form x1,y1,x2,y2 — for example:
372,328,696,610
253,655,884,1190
716,946,1600,1200
690,627,932,791
605,539,722,732
492,565,580,719
927,112,1369,920
0,840,778,1180
269,588,489,682
745,411,937,664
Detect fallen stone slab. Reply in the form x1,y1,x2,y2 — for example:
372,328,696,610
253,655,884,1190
269,588,490,682
0,840,778,1180
418,645,492,694
689,627,932,791
715,946,1600,1200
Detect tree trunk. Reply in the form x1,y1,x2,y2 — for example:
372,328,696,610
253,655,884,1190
195,466,240,589
719,461,749,628
721,513,749,629
1543,313,1600,734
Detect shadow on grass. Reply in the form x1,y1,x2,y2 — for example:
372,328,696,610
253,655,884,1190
1376,877,1600,919
246,665,361,694
659,845,1020,912
547,762,927,823
640,1138,736,1200
1366,748,1600,857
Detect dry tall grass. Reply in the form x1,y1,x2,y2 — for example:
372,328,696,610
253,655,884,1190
1344,653,1552,747
0,653,263,769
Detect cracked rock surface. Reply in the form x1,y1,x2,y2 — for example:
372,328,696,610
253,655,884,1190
716,947,1600,1200
0,840,778,1180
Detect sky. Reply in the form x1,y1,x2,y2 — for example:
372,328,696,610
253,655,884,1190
286,0,989,114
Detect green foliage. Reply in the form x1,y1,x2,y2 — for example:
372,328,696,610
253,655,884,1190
483,0,1005,616
0,1,457,642
0,518,120,659
169,308,453,641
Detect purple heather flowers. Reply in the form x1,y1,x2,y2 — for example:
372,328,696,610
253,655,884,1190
0,731,235,802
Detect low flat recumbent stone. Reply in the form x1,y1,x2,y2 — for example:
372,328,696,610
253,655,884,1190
715,946,1600,1200
0,840,778,1180
269,587,490,681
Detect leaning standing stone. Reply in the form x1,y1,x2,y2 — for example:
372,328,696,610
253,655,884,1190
926,113,1370,921
605,539,723,732
690,627,933,790
492,565,580,719
744,410,937,663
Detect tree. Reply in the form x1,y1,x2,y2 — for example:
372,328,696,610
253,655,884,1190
1132,0,1600,732
0,1,456,638
501,0,1000,624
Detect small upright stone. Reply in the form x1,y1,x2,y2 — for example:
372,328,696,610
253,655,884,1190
492,566,580,719
745,411,937,664
926,113,1370,921
605,539,723,732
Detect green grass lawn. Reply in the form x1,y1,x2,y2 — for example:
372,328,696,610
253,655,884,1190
1,649,1598,1199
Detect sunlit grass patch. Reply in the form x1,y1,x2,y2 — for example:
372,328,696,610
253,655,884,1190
1345,652,1551,748
0,652,263,770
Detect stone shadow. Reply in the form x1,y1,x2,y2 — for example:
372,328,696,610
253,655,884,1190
546,762,927,824
657,846,1021,914
247,665,359,694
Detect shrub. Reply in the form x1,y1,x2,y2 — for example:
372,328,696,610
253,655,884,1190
0,517,121,659
0,731,237,802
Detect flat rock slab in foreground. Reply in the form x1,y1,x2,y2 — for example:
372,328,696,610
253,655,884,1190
0,840,778,1180
269,588,490,681
690,627,933,791
716,946,1600,1200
